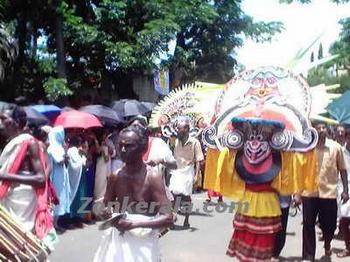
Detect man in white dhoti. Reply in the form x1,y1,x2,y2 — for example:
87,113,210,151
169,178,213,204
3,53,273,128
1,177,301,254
93,125,174,262
0,107,52,239
169,117,204,228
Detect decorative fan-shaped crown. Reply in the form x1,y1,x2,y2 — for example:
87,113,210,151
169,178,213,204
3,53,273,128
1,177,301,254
149,82,222,137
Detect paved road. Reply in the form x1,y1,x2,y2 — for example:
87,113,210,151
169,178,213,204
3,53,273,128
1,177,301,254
49,193,347,261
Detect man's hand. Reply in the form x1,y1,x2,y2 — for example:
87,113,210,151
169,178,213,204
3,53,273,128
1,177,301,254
96,207,113,221
145,159,163,167
293,194,302,206
113,218,135,233
341,191,349,204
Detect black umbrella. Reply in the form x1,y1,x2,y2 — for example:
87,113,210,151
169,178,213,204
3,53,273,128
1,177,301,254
79,104,124,126
0,101,16,113
141,102,156,112
110,99,150,117
23,106,49,126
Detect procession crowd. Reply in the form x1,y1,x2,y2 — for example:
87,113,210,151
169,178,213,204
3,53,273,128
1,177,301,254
0,103,350,261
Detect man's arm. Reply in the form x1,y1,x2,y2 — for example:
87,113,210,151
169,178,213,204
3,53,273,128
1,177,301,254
104,174,116,205
146,158,177,170
194,139,204,181
339,169,349,203
0,141,45,187
145,139,177,169
337,147,349,203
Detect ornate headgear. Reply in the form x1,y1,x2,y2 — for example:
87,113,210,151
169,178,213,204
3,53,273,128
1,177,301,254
202,66,320,152
149,82,221,137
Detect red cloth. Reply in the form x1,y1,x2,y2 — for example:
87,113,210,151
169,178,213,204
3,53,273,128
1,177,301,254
142,137,155,162
0,138,53,239
245,183,275,193
207,190,222,198
227,214,281,261
227,229,275,261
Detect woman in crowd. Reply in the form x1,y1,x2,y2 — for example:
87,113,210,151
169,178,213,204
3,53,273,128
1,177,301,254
47,126,70,233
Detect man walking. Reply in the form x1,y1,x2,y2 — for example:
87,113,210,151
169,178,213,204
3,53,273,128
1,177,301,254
169,117,204,228
93,125,173,262
299,121,349,260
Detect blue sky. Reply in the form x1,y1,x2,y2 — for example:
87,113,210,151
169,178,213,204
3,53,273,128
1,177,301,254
236,0,350,69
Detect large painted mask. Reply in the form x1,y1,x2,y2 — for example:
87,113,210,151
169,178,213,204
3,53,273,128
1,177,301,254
203,66,318,152
202,66,318,184
229,117,285,184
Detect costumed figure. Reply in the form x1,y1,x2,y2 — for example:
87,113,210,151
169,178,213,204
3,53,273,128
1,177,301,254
150,84,214,226
202,66,320,261
149,83,219,188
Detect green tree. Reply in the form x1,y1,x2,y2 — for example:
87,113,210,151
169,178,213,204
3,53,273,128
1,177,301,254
329,18,350,75
307,18,350,93
0,1,17,82
168,0,283,85
279,0,349,3
0,0,284,102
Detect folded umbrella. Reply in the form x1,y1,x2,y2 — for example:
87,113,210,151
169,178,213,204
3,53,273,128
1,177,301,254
54,110,102,129
79,105,124,126
110,99,149,117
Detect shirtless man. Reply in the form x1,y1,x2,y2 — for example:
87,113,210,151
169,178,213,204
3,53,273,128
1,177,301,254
94,125,173,262
0,107,46,234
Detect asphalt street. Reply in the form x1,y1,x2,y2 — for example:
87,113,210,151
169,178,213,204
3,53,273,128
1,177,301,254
49,192,347,261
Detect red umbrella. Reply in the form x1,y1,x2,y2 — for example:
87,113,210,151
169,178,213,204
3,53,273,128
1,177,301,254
54,110,102,129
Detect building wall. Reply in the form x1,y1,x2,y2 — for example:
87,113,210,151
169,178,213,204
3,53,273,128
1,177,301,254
133,75,158,102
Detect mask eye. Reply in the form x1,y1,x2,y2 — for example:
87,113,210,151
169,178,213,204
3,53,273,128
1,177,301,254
256,134,263,141
249,134,255,140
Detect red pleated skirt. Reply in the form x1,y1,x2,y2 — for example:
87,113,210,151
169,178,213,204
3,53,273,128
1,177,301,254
226,214,281,262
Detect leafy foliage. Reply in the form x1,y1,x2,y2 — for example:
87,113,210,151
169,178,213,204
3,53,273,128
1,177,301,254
0,0,284,102
0,23,17,80
43,77,73,101
279,0,349,3
307,18,350,93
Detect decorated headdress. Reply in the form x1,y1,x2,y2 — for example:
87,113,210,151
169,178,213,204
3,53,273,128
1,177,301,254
149,82,222,137
202,66,323,152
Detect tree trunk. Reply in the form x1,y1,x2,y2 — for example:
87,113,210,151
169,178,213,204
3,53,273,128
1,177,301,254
170,32,186,89
31,25,38,58
55,0,66,78
16,12,27,64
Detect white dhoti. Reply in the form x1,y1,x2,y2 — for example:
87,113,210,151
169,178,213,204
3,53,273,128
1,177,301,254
93,214,160,262
169,165,195,196
0,184,37,231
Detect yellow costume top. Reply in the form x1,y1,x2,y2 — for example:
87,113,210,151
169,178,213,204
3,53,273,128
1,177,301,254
204,148,318,217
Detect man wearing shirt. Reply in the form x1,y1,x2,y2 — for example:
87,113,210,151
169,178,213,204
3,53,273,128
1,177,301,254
169,117,204,228
300,121,349,260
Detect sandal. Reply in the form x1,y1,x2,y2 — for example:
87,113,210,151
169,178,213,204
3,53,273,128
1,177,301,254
337,249,350,258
